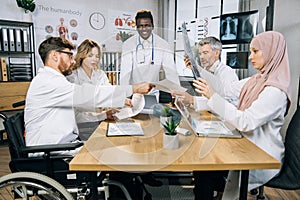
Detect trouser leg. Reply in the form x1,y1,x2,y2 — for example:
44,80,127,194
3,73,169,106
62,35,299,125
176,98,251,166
193,170,228,200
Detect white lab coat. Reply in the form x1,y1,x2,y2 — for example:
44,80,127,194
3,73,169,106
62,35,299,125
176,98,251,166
67,67,110,123
194,61,239,110
120,33,180,87
206,80,286,198
25,67,132,155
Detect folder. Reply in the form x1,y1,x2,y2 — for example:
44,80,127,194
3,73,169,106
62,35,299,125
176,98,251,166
15,29,22,52
22,29,30,52
0,57,8,81
1,28,9,51
8,29,15,51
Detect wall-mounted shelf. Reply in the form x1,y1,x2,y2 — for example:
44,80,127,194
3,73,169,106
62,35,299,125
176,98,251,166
0,19,35,82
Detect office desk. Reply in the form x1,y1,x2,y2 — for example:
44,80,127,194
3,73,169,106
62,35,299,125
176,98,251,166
70,113,280,200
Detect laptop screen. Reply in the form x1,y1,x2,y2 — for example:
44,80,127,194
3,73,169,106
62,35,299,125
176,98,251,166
174,96,240,138
174,96,193,128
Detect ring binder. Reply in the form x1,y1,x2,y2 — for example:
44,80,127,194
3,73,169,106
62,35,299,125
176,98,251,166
8,29,15,52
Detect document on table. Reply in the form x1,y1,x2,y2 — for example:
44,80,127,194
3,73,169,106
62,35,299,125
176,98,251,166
192,120,234,136
153,79,187,93
114,94,145,120
107,122,144,136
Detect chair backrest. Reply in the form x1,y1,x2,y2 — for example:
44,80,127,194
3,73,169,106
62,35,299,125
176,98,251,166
267,107,300,189
3,111,27,159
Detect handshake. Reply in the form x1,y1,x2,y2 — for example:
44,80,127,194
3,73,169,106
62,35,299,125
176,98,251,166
132,82,155,94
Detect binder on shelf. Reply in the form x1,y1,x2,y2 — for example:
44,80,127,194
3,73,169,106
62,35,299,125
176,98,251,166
9,57,31,64
0,57,8,81
1,28,9,51
22,29,30,52
15,29,22,52
8,29,15,51
112,72,117,85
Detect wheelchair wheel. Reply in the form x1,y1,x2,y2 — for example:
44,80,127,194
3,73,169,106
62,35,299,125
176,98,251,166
0,172,74,200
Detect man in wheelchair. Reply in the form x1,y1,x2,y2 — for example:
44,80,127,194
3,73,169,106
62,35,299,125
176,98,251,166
4,36,154,199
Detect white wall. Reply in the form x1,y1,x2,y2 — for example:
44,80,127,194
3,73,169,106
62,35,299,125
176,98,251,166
273,0,300,133
0,0,159,69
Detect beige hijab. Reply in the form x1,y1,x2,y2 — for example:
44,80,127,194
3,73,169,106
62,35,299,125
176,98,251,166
238,31,291,115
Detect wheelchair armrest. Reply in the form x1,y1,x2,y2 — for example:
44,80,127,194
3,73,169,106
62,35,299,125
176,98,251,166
20,142,84,154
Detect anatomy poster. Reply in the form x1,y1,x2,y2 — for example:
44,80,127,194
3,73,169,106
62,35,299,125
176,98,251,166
108,10,137,42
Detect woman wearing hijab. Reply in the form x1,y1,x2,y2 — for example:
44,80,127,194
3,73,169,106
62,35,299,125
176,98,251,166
193,31,291,199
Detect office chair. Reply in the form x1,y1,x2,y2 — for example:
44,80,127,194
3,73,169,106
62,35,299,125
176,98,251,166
255,106,300,199
3,110,133,199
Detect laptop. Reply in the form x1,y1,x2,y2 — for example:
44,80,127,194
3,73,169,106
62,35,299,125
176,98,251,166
174,96,242,138
140,95,158,114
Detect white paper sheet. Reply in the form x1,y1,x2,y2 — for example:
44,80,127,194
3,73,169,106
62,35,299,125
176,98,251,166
107,122,144,136
114,94,145,120
154,79,187,93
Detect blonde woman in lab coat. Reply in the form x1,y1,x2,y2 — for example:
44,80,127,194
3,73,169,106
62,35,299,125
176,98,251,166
67,39,115,123
193,31,291,199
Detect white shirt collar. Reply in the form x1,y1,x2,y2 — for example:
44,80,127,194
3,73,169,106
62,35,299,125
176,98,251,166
205,60,220,74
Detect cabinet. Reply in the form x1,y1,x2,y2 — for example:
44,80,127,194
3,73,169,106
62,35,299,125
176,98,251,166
0,19,35,111
101,51,121,85
0,19,35,82
0,82,29,111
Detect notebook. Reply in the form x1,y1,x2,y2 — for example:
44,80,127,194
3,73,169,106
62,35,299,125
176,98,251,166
140,95,158,114
174,96,242,138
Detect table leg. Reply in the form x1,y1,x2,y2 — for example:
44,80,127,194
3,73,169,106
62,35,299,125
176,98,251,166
90,172,98,200
239,170,249,200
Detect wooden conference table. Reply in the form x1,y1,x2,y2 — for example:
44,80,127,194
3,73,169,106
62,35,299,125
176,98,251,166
70,111,280,200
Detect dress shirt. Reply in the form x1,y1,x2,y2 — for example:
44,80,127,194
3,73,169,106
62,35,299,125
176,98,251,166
194,60,239,110
207,83,286,190
67,67,110,122
25,66,132,155
120,33,180,86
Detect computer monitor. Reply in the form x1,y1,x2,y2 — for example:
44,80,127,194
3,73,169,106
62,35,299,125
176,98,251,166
226,51,249,69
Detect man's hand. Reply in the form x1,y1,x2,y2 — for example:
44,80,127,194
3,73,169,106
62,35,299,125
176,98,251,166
172,91,194,105
106,109,118,120
132,82,155,94
184,55,192,69
193,78,215,99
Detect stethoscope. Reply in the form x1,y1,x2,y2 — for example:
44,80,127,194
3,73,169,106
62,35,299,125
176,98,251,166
136,34,154,65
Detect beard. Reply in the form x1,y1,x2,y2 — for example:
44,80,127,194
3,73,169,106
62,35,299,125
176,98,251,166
58,58,74,76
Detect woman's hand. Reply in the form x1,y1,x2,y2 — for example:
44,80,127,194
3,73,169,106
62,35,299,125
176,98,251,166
172,91,194,105
193,78,215,99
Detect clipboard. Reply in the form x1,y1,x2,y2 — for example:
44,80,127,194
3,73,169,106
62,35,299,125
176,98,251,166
106,122,144,137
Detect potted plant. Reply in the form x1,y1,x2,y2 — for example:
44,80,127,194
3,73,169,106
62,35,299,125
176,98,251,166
16,0,36,13
162,118,180,149
160,105,173,127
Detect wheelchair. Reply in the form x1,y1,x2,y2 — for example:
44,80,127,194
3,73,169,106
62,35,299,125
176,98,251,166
0,102,138,200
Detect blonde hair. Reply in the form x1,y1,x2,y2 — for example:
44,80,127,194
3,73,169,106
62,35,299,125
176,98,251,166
74,39,101,69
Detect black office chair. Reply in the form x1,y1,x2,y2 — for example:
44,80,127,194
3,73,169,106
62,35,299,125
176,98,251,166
256,106,300,199
3,110,136,199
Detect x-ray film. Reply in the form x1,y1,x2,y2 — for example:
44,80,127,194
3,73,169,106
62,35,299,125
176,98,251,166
182,22,201,79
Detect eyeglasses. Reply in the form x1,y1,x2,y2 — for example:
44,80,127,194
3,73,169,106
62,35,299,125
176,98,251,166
56,50,74,59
